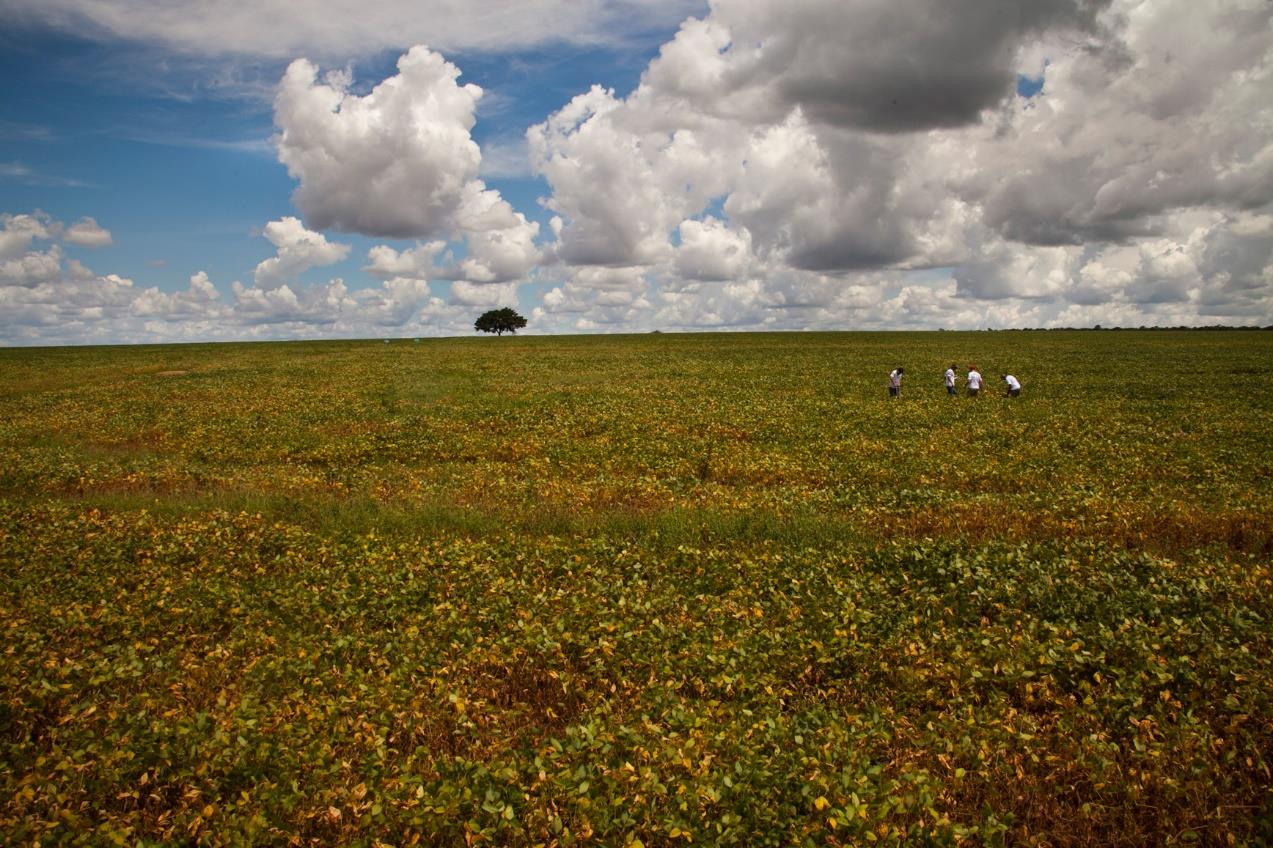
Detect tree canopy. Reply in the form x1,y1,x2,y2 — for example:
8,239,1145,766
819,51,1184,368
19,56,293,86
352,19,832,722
474,308,528,336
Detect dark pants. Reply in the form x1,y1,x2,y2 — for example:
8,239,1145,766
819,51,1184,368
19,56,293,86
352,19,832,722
946,385,957,395
889,386,900,397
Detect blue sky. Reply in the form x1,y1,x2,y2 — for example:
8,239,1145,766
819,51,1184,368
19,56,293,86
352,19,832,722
0,23,674,296
1,1,1269,344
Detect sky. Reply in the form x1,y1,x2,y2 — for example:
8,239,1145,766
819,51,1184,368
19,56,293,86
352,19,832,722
1,0,1270,345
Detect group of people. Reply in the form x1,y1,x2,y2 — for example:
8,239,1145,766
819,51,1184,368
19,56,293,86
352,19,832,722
888,365,1021,398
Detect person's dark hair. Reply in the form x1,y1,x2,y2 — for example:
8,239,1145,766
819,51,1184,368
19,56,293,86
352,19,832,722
897,367,904,374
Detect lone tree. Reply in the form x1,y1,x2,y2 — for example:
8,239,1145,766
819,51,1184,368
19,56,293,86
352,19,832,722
474,307,527,336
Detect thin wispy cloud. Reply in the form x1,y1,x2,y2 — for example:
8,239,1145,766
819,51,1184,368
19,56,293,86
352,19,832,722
2,0,708,59
478,135,534,179
0,121,53,141
123,133,275,156
0,162,93,188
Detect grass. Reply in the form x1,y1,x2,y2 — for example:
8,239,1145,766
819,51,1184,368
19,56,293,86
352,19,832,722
1,330,1271,846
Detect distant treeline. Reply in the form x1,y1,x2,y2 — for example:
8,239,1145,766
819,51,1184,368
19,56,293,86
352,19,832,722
947,325,1273,331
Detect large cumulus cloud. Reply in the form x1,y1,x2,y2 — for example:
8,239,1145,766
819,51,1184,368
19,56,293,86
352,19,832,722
526,0,1273,332
968,0,1273,246
275,47,540,287
645,0,1110,132
274,48,484,239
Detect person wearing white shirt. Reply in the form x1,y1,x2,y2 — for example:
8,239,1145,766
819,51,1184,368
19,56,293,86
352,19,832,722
966,367,982,397
1003,374,1021,397
888,367,904,398
944,364,957,396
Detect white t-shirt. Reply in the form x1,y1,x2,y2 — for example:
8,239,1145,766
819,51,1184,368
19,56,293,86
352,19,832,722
944,368,956,387
967,370,982,390
889,369,902,388
1004,375,1021,390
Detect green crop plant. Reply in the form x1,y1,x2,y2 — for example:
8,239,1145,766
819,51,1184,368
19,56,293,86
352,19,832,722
1,330,1270,845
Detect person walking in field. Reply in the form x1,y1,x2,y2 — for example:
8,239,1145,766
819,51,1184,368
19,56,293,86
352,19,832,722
889,366,904,398
944,364,958,396
1003,374,1021,397
966,366,983,397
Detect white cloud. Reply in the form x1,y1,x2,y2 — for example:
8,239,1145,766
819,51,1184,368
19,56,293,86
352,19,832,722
274,47,484,239
0,211,502,344
646,0,1105,133
525,0,1273,330
253,216,350,289
0,162,89,188
0,212,56,260
62,217,113,248
351,276,435,326
674,216,752,282
449,279,520,307
529,83,744,268
364,241,446,280
276,47,541,287
451,182,540,283
0,245,63,288
232,278,350,325
132,271,225,319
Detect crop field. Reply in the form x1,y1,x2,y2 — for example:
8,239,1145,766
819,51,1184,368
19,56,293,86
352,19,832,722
1,330,1271,846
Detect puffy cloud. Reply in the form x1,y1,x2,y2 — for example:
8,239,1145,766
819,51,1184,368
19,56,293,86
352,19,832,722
277,47,541,287
62,217,113,248
537,267,650,328
645,0,1109,132
674,216,752,282
253,216,350,289
529,84,744,268
0,212,56,260
366,229,540,289
452,183,541,283
132,271,224,319
1,213,117,288
964,0,1273,246
232,278,351,325
0,210,502,345
0,264,138,344
449,280,520,307
722,116,937,271
274,47,484,239
352,276,435,326
527,0,1272,330
0,245,63,288
954,241,1079,301
364,241,446,280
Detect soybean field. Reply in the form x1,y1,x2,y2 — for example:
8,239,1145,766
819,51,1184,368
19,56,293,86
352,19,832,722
1,330,1270,846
